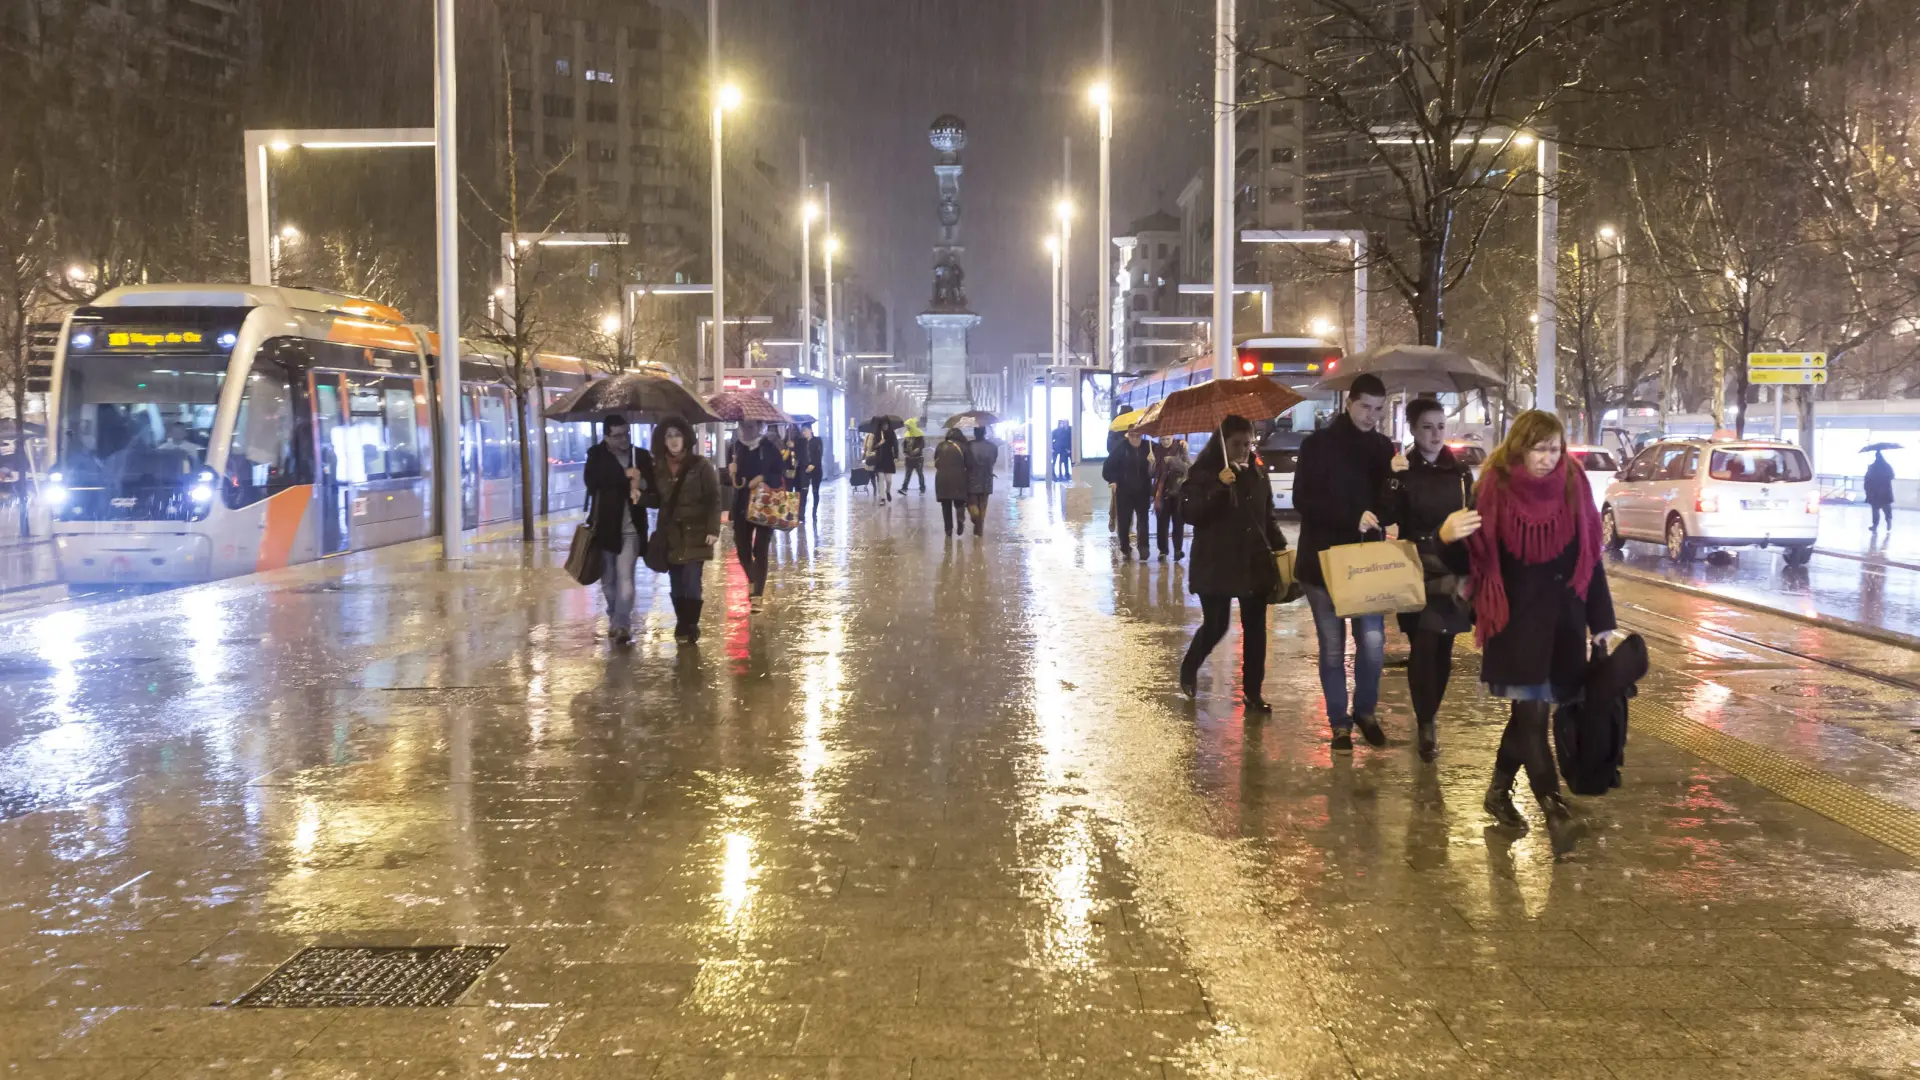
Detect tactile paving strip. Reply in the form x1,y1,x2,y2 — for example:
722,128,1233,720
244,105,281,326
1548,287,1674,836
1636,700,1920,858
233,945,506,1007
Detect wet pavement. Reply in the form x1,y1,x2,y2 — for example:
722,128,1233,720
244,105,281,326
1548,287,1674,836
1609,537,1920,643
1,478,1920,1078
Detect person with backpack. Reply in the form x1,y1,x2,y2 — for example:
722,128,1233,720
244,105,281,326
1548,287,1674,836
647,416,722,645
1178,415,1286,714
1154,437,1191,560
1378,399,1480,761
1466,409,1616,837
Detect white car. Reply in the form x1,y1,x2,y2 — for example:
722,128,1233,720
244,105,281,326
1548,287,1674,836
1567,444,1620,512
1602,437,1819,565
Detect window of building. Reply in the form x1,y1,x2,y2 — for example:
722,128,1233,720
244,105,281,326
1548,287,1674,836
1269,105,1295,126
1131,294,1147,312
633,30,660,50
542,134,570,159
631,145,660,166
587,141,616,162
1267,187,1292,204
586,101,617,123
583,20,600,42
542,94,574,119
586,68,614,84
549,175,577,195
1271,146,1295,165
554,58,571,76
1156,243,1169,260
596,180,619,201
510,88,531,111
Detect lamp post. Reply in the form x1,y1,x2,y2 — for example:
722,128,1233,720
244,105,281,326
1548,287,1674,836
432,0,461,559
1090,80,1113,372
801,197,819,376
1598,225,1627,394
1211,0,1237,380
710,76,742,395
1056,199,1073,363
244,127,435,286
1046,236,1062,372
1528,133,1558,414
823,233,839,384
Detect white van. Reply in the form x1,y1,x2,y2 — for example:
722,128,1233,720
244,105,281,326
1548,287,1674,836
1602,438,1819,564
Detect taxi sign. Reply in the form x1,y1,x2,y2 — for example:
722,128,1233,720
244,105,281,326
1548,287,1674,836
1747,352,1826,369
1750,368,1827,385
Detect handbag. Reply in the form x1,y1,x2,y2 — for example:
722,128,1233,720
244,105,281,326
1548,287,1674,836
746,484,800,531
565,495,603,587
644,463,692,573
1317,539,1427,617
1270,548,1303,605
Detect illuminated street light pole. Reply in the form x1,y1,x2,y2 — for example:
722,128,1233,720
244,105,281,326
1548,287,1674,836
243,127,434,286
1056,198,1073,363
1534,134,1559,414
432,0,461,559
823,232,839,384
710,76,743,393
1045,234,1062,480
1212,0,1236,380
1090,79,1114,372
1598,224,1628,394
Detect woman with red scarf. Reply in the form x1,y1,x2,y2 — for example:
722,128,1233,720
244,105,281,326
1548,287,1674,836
1466,410,1617,835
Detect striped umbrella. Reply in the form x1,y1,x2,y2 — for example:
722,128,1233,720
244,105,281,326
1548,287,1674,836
1135,376,1304,437
707,390,793,424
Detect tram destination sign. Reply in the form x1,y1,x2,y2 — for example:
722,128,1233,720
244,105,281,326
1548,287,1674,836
99,328,209,351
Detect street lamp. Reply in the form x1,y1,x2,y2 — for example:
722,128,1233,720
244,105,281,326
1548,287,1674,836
1309,316,1337,340
1597,224,1627,393
710,76,742,394
1089,79,1114,373
243,128,435,286
1211,0,1237,380
1055,199,1073,362
800,200,820,374
1045,235,1062,373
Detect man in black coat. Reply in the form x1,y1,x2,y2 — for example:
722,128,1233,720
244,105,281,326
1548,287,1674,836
1867,450,1896,533
792,423,824,522
584,414,654,644
1050,421,1073,481
1294,373,1396,750
1103,428,1155,558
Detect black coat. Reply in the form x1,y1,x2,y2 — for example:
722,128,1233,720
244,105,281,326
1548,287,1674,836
1103,439,1154,496
965,436,998,495
902,435,927,465
584,442,654,553
1478,536,1618,691
1866,454,1895,506
1380,446,1476,635
1182,459,1287,598
1293,413,1395,587
726,438,788,516
792,435,823,480
934,435,971,500
869,431,899,473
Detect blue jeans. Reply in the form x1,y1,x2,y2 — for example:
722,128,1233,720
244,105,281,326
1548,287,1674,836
667,560,703,601
1304,583,1385,729
601,532,639,631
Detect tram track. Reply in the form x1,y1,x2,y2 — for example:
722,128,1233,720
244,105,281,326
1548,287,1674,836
1616,598,1920,696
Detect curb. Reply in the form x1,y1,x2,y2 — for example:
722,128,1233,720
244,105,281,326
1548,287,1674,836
1813,546,1920,574
1610,564,1920,652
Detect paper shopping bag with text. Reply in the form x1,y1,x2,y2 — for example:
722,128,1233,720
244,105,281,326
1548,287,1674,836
1317,540,1426,617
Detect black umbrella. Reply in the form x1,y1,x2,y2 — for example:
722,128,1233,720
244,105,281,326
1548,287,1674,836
788,414,818,425
1862,442,1904,453
544,372,721,424
863,415,905,435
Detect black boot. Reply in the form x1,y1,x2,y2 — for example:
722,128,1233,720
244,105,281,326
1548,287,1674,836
1484,768,1528,833
1417,719,1439,762
682,599,703,644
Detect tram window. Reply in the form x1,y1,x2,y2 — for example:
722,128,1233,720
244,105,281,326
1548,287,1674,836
382,383,422,478
342,374,423,481
478,391,517,480
224,370,299,508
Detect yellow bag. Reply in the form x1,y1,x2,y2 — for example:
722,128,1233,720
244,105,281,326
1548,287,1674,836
1317,540,1427,617
1270,549,1301,605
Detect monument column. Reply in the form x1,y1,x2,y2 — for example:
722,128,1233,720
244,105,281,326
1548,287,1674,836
918,115,980,427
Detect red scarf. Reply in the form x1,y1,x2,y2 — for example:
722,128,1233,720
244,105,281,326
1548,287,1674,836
1467,458,1601,646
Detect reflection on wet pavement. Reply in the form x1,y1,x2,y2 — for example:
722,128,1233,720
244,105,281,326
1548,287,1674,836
1611,537,1920,641
0,479,1918,1077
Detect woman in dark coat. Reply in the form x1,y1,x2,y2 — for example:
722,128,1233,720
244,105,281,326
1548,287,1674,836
1179,414,1288,714
1379,398,1480,761
934,428,971,536
648,416,723,645
726,419,788,613
583,414,654,645
1466,409,1616,835
869,426,899,504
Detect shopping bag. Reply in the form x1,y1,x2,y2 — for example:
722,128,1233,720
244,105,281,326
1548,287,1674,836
1269,548,1303,605
565,522,603,586
746,485,800,531
1317,540,1426,617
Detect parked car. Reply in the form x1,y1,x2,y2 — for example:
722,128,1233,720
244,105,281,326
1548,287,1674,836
1445,439,1487,480
1566,444,1620,512
1602,437,1819,565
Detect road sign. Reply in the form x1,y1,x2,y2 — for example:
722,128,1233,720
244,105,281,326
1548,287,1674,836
1747,352,1827,370
1750,368,1827,385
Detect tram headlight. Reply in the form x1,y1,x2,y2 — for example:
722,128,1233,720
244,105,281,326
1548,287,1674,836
189,469,215,505
45,472,68,507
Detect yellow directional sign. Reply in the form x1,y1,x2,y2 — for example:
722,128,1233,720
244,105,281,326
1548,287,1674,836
1747,352,1827,369
1750,368,1827,385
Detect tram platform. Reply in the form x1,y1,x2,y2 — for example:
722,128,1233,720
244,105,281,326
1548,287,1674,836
1,481,1919,1078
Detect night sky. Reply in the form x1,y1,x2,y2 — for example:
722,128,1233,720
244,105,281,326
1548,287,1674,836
719,0,1212,361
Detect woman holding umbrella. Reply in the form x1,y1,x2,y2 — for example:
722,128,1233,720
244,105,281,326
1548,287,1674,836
583,414,654,645
869,421,900,504
726,419,788,614
1178,414,1286,713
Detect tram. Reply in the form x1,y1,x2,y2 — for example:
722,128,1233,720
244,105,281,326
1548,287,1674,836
1116,336,1345,428
45,284,599,585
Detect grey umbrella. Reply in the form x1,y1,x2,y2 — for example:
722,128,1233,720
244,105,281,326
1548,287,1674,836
543,371,721,424
1315,344,1506,396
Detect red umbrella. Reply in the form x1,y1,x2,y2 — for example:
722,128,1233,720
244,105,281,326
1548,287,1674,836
1135,376,1305,437
706,390,793,424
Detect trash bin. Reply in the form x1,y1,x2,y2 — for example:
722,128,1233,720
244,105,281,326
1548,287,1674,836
1012,453,1032,489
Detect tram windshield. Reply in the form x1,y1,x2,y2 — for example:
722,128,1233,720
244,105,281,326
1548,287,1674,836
56,354,226,519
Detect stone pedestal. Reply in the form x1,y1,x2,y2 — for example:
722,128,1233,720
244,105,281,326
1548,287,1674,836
919,311,980,427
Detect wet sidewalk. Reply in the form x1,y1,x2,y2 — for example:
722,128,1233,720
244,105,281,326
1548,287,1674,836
1,484,1919,1078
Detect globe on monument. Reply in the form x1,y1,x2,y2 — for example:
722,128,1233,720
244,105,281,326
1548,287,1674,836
929,115,967,154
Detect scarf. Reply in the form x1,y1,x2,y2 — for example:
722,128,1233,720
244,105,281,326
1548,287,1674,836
1466,458,1601,646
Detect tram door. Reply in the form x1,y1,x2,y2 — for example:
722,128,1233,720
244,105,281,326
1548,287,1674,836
311,373,350,555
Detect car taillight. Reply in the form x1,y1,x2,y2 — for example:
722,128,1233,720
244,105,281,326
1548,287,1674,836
1696,493,1719,514
1806,493,1821,514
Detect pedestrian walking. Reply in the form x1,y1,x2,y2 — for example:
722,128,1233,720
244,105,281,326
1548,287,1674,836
1051,420,1073,481
1295,372,1396,751
1867,450,1896,534
965,426,999,536
1179,415,1286,714
1155,437,1190,560
792,422,823,522
899,419,928,494
726,419,786,614
1104,427,1154,558
1379,399,1480,761
1466,409,1616,835
869,425,899,504
648,416,722,645
935,427,972,535
584,414,654,645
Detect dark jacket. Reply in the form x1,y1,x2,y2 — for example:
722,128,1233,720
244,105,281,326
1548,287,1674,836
1102,439,1154,496
1154,450,1191,512
868,431,898,473
584,441,653,553
647,453,723,564
1380,445,1476,635
1866,454,1896,506
934,434,971,500
1478,536,1618,691
965,435,999,495
726,437,787,517
792,435,823,480
1294,413,1395,587
1051,426,1073,456
902,435,926,465
1182,458,1288,598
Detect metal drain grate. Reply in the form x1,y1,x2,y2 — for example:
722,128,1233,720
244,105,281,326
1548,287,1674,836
233,945,506,1007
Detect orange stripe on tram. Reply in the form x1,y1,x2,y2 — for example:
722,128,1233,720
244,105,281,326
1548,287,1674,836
256,485,313,572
